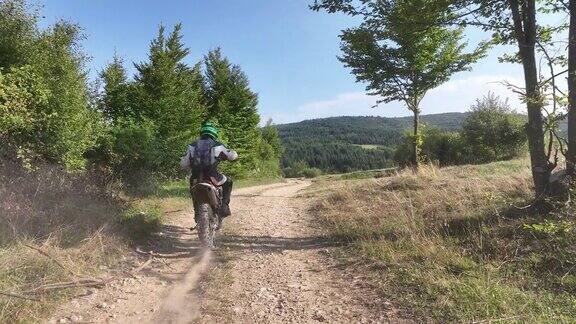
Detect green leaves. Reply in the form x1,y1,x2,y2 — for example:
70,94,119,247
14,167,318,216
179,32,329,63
97,28,277,183
203,48,262,179
0,1,98,170
317,0,488,168
462,93,527,162
325,0,488,112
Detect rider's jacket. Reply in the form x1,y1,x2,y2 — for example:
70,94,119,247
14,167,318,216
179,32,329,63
180,137,238,186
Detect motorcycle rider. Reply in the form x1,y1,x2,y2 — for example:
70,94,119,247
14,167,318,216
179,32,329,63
180,121,238,221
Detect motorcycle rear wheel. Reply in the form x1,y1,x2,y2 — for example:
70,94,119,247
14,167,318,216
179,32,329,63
196,203,215,247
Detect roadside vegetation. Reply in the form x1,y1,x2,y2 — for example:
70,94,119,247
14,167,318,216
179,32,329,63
282,160,323,179
308,2,576,318
280,94,529,175
312,0,574,199
0,160,127,322
312,159,576,322
394,93,527,167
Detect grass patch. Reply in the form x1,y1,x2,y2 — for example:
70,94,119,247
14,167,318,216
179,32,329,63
315,167,398,182
339,168,397,180
311,159,576,322
0,235,126,323
120,206,162,244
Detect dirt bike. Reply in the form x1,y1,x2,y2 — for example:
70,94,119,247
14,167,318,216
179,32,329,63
190,182,222,248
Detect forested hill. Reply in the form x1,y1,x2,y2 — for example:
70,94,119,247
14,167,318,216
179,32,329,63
278,113,467,146
277,113,468,173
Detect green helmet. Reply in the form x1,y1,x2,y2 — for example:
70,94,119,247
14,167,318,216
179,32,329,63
200,121,219,139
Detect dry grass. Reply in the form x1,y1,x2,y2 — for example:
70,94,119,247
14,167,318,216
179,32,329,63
0,235,125,322
0,160,133,323
312,159,576,322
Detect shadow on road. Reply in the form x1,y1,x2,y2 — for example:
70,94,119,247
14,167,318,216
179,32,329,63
142,224,344,259
218,234,344,253
142,224,203,259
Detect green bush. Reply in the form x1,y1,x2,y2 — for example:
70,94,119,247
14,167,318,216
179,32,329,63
283,161,322,178
394,93,527,168
283,160,307,178
395,126,468,167
0,14,100,170
120,206,162,243
461,92,526,162
110,119,157,193
302,167,322,178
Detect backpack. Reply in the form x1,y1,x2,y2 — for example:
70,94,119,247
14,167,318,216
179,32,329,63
190,139,215,180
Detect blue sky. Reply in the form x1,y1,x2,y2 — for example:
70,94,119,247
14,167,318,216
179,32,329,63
39,0,561,124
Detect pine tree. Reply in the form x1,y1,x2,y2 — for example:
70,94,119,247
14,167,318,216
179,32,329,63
204,48,261,178
261,119,284,159
133,23,205,176
99,55,134,122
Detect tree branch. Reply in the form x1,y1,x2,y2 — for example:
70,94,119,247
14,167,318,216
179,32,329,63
0,291,39,302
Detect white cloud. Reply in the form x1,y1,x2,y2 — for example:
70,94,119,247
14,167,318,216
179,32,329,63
424,74,525,113
268,74,525,124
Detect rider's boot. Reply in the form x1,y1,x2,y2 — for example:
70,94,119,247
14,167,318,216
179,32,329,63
215,205,228,231
219,205,231,217
220,178,233,217
215,215,223,230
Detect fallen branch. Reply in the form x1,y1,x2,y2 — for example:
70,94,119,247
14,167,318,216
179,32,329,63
23,278,114,295
164,209,184,214
135,246,191,259
135,246,154,256
0,291,40,302
25,244,78,277
131,257,153,275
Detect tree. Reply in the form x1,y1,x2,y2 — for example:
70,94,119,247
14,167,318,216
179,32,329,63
566,0,576,177
133,23,205,176
444,0,564,197
461,93,527,162
99,55,134,122
0,0,37,69
501,0,549,195
203,48,261,178
260,119,284,159
312,0,486,168
0,0,99,170
438,0,556,196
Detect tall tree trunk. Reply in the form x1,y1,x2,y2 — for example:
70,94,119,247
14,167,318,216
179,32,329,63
509,0,550,197
567,0,576,176
412,109,420,169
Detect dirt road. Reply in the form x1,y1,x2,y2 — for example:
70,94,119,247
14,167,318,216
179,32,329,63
49,180,395,323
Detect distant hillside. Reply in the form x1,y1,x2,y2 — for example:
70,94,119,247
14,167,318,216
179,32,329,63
278,112,467,147
277,113,469,173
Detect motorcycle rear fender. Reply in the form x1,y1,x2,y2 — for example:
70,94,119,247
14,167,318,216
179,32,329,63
191,183,220,208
